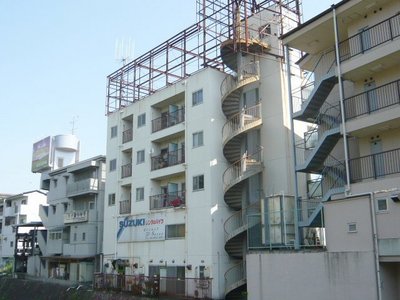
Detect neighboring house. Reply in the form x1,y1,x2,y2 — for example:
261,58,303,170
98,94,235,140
0,191,47,270
38,155,106,282
101,1,301,299
245,0,400,299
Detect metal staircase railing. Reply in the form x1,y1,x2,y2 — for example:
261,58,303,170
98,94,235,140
222,103,262,145
224,261,246,296
223,147,263,192
224,202,261,242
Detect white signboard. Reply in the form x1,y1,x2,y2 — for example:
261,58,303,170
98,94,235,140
117,213,165,242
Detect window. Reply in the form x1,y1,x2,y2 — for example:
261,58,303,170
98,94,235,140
89,202,95,210
49,231,62,240
10,241,13,248
137,150,145,164
110,159,117,171
136,187,144,202
166,224,185,239
53,179,58,188
108,193,116,206
192,89,203,106
193,175,204,191
82,232,86,241
21,199,27,205
193,131,204,148
57,158,64,168
377,198,388,212
73,232,77,241
348,222,357,233
111,125,118,138
137,113,146,127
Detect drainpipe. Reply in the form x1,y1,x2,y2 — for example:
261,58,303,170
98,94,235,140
332,6,351,192
284,45,300,250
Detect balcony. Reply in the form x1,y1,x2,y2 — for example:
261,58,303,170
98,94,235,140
339,13,400,62
120,199,131,215
64,210,88,224
149,190,185,210
122,128,133,143
66,178,99,197
121,163,132,178
344,79,400,120
151,148,185,171
349,148,400,183
151,107,185,133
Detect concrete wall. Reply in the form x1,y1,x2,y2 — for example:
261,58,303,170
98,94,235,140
247,251,377,300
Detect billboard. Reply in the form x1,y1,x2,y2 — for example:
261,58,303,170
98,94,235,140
117,213,165,242
31,136,51,172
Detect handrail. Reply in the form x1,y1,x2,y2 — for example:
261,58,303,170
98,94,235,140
222,103,262,144
224,201,261,238
149,190,186,210
223,146,263,187
151,107,185,133
224,261,246,294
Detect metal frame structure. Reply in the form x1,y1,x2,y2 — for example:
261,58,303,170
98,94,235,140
106,0,301,114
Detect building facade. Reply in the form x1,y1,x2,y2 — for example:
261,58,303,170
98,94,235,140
0,191,46,269
246,0,400,299
38,155,106,282
101,1,301,299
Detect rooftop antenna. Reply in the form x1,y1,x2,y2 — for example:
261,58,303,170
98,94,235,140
115,38,135,66
70,115,79,135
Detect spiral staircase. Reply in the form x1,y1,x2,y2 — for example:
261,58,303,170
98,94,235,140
221,37,268,298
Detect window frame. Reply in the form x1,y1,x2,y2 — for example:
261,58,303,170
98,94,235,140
137,113,146,128
376,198,388,212
192,131,204,148
166,224,185,239
193,174,204,191
137,150,145,164
136,187,144,202
111,125,118,138
110,159,117,172
108,193,116,206
192,89,203,106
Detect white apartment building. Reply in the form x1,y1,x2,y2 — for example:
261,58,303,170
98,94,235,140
101,1,301,299
38,155,106,282
0,191,47,269
246,0,400,299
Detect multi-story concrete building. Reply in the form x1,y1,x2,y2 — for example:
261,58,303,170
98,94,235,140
38,155,106,282
0,191,46,268
101,1,301,299
245,0,400,299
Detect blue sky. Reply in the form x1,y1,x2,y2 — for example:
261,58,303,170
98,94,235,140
0,0,333,194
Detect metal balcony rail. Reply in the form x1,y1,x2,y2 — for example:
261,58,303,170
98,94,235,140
223,147,263,188
94,273,212,299
220,61,260,99
151,107,185,133
224,202,260,241
224,261,245,294
344,79,400,120
122,127,133,143
349,148,400,182
119,199,131,215
222,103,262,144
121,162,132,178
150,190,185,210
151,148,185,171
66,178,98,195
339,13,400,62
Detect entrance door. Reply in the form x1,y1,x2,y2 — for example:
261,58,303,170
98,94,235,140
169,104,179,125
365,81,378,113
168,143,178,165
371,139,384,178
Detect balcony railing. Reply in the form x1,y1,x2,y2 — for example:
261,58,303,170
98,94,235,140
149,190,185,210
64,210,88,224
151,148,185,171
339,13,400,62
344,79,400,120
66,178,99,196
224,202,260,242
349,148,400,182
151,107,185,133
121,162,132,178
120,199,131,215
222,104,262,144
122,128,133,143
94,273,212,299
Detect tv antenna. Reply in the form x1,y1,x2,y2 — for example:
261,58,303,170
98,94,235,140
115,38,135,66
70,115,79,135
